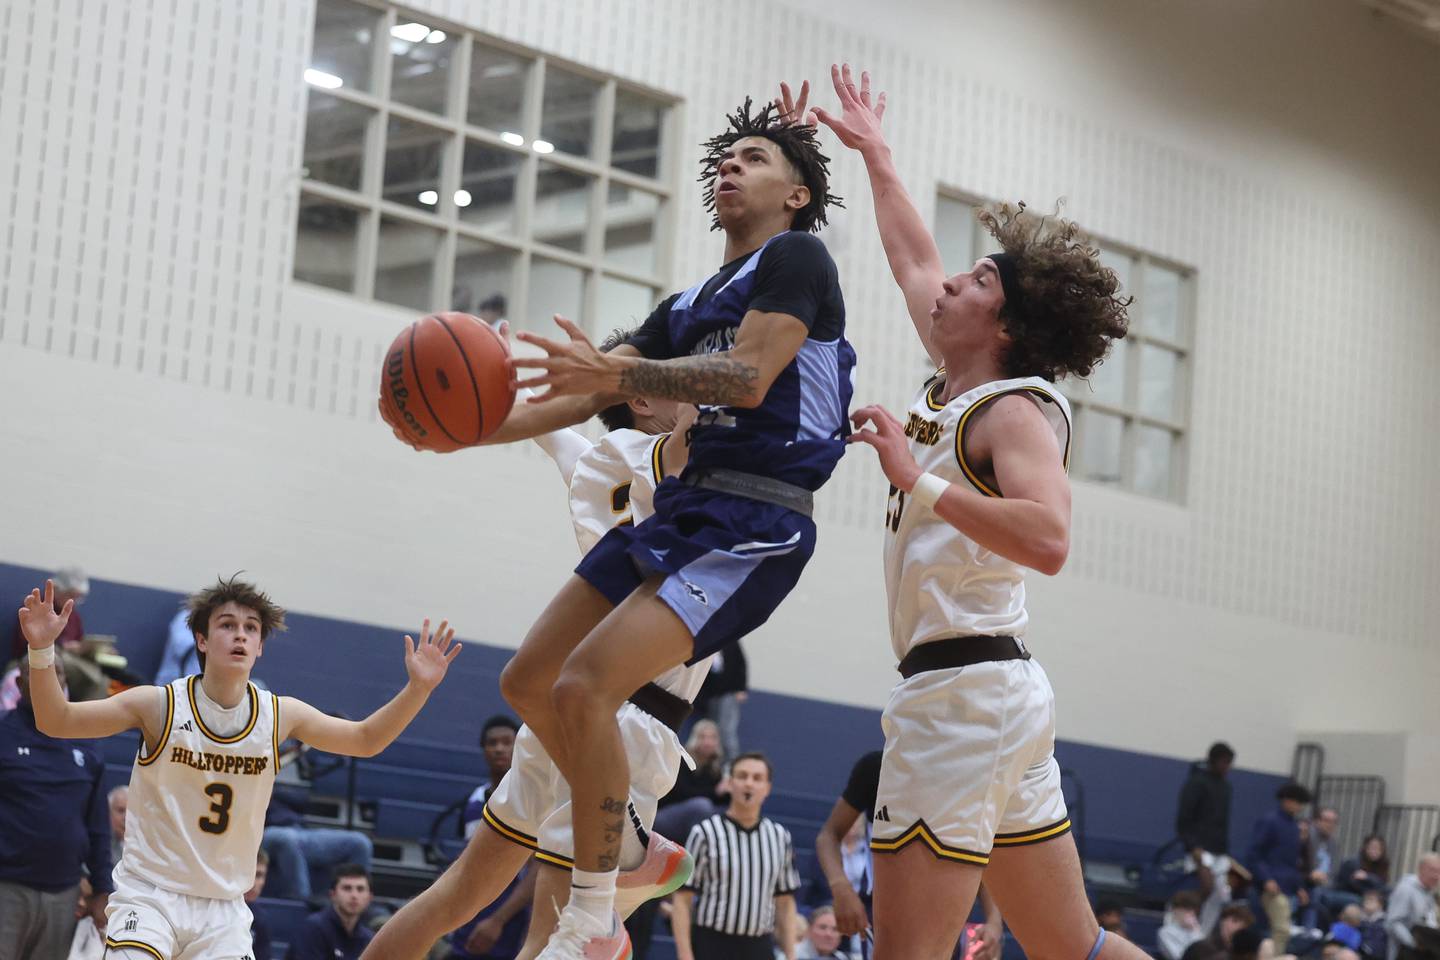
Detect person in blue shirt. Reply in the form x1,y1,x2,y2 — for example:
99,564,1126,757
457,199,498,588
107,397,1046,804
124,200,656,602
457,96,851,960
287,864,374,960
0,658,113,958
1248,782,1314,953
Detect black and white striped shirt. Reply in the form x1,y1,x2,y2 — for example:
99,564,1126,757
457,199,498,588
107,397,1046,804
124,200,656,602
684,813,802,937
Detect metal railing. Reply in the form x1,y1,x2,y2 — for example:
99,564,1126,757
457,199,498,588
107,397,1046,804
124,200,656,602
1318,775,1387,862
1292,742,1325,800
1374,804,1440,877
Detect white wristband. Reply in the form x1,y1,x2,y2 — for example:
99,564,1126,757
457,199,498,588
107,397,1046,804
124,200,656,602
910,472,950,510
28,644,56,669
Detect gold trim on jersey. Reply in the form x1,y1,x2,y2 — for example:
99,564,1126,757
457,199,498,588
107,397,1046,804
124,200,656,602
924,376,948,413
271,693,282,771
104,937,165,960
954,386,1071,498
992,818,1072,847
136,684,175,767
187,676,259,744
651,433,670,485
870,819,990,865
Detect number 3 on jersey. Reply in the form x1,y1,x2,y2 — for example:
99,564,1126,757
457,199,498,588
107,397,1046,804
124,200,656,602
885,484,906,532
199,783,234,834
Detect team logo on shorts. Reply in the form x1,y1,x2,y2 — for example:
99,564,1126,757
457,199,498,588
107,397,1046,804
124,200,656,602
681,580,709,605
72,748,86,767
123,911,139,932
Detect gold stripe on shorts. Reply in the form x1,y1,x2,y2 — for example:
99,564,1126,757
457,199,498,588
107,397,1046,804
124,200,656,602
992,818,1073,847
482,804,539,850
870,819,990,865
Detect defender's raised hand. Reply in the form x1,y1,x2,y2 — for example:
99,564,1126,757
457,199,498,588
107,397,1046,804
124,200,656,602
18,580,74,650
812,63,887,153
404,618,460,691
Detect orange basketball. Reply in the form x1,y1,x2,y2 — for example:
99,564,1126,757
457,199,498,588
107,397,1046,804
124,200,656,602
379,312,516,452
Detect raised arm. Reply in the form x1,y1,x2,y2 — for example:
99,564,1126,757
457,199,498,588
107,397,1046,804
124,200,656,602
515,312,808,410
814,797,869,936
279,618,459,757
19,581,166,744
812,63,946,365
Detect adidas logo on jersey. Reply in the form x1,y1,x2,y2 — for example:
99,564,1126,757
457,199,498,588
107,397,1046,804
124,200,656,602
875,805,891,822
177,720,194,732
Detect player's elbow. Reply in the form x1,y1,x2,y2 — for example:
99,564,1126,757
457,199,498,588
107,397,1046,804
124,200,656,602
1031,535,1069,576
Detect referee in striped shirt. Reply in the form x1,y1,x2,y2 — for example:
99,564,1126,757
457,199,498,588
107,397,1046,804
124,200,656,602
673,752,802,960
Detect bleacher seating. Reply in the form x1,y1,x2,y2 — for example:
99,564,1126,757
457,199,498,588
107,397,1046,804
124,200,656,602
0,560,1289,957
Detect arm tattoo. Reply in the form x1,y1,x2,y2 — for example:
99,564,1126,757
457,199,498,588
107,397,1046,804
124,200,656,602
618,355,760,406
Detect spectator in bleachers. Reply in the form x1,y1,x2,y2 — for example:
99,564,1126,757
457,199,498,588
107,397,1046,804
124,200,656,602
152,607,201,685
1384,854,1440,960
1248,781,1314,953
2,568,103,711
107,786,127,870
262,782,373,901
1310,808,1361,921
1360,890,1389,958
1161,891,1209,960
694,641,748,762
1328,904,1367,955
286,863,374,960
797,906,854,959
1095,898,1129,939
1177,742,1237,904
1340,836,1393,898
248,849,273,960
1228,927,1265,960
449,714,534,960
0,658,112,960
1181,903,1257,960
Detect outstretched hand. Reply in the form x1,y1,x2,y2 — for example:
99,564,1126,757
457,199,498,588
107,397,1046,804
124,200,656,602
512,315,623,402
849,404,921,491
774,80,816,127
812,63,887,153
18,579,73,650
403,618,460,691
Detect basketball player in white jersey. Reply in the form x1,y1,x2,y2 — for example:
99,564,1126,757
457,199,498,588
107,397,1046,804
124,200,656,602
794,67,1140,960
18,577,459,960
365,326,708,960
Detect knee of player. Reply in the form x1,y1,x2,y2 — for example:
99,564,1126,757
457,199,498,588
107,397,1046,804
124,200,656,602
499,658,548,718
549,669,610,724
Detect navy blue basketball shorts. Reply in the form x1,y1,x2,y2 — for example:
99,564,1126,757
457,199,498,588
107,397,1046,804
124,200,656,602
574,480,816,663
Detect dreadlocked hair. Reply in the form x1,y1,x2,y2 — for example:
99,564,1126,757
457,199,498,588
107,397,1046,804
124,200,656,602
596,324,642,432
698,98,842,234
977,200,1132,382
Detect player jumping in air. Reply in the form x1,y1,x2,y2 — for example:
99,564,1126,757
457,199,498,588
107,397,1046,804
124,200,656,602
807,64,1138,960
19,577,458,960
484,98,852,959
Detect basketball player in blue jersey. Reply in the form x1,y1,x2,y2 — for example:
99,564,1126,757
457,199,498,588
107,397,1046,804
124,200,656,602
801,65,1137,960
18,577,459,960
482,99,852,959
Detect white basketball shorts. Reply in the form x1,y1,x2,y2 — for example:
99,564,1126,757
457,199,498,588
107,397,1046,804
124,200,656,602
870,657,1070,866
104,868,254,959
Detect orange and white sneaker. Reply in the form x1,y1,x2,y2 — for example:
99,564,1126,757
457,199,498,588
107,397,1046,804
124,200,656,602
537,906,631,960
614,829,694,915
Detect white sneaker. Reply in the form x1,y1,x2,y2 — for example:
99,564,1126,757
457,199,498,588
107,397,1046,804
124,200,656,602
536,905,631,960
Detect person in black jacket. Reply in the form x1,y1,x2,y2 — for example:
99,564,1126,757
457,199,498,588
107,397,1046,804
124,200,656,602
246,849,273,960
1176,742,1236,901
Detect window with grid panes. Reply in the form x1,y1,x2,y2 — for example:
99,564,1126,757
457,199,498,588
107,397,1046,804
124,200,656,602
295,0,678,335
934,192,1193,502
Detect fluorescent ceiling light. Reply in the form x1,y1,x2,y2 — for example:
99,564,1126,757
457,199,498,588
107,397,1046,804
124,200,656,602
418,190,438,205
425,30,447,44
532,139,555,154
454,189,473,207
304,68,343,89
390,21,431,42
500,131,525,146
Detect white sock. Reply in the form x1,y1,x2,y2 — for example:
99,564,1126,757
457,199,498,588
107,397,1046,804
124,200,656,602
569,868,618,927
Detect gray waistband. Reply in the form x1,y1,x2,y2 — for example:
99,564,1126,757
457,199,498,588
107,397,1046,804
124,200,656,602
682,468,814,517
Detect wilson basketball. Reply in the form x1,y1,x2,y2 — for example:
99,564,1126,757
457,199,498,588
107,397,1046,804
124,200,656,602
379,312,516,452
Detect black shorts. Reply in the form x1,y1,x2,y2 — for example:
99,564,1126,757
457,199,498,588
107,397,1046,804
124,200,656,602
691,926,774,960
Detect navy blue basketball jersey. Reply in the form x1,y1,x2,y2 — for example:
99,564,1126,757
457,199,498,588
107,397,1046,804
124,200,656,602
629,231,854,490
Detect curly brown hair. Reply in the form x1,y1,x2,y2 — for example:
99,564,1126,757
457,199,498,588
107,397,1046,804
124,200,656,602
185,575,286,671
977,201,1131,382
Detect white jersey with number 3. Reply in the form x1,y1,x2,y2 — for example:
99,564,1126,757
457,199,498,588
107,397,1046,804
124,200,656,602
883,375,1071,661
116,675,280,900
